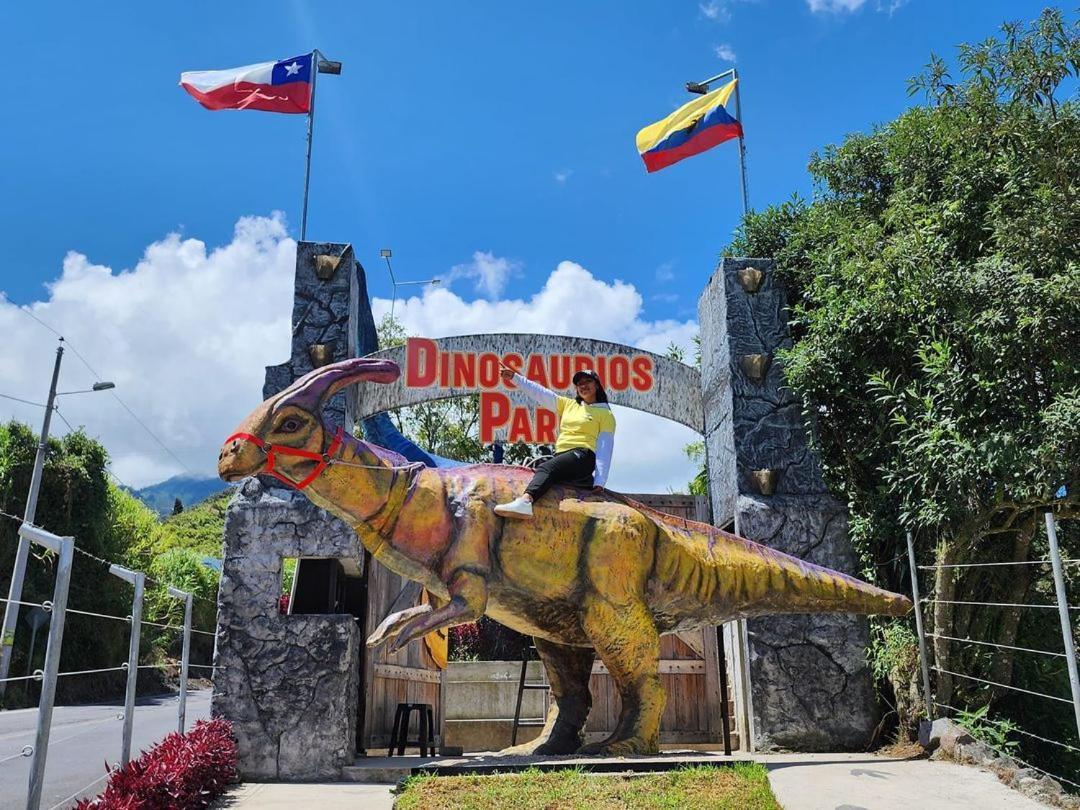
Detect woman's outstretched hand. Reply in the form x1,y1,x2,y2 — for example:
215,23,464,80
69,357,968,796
499,360,516,383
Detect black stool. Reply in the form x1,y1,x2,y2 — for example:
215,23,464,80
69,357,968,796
388,702,435,756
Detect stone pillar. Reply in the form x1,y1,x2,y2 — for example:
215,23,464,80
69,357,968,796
214,479,361,779
699,257,877,751
213,242,377,778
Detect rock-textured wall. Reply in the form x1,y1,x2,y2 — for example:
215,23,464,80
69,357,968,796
699,257,877,750
213,242,373,778
214,479,361,779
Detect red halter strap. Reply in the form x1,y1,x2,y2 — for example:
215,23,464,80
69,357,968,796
224,426,344,490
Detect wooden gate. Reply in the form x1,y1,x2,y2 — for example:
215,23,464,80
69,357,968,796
582,494,733,747
360,555,444,751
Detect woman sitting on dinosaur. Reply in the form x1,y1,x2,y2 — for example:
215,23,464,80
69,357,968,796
494,362,616,520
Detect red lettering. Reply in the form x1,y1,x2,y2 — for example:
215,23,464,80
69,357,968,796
452,352,476,388
480,393,511,443
501,353,523,389
439,352,450,387
595,355,608,388
508,407,534,443
536,408,557,444
405,338,438,387
478,353,499,388
631,355,653,392
549,354,571,389
526,355,549,388
609,356,630,390
573,355,594,375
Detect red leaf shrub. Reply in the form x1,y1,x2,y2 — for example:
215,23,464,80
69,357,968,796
76,717,237,809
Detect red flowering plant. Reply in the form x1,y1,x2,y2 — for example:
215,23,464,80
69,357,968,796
76,717,237,809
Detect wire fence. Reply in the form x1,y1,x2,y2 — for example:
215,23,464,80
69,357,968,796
908,512,1080,793
0,520,221,810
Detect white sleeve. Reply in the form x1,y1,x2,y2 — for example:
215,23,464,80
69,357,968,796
594,431,614,488
513,373,559,408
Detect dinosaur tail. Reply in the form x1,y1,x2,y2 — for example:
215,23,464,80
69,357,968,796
653,523,911,622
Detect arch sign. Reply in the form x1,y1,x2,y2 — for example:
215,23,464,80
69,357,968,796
356,334,703,443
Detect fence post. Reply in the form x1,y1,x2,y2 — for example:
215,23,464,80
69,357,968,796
20,525,74,810
109,565,145,765
1044,512,1080,744
167,587,192,734
906,531,934,720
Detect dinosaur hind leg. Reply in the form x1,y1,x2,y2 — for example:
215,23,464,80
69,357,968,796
499,638,594,756
576,595,663,756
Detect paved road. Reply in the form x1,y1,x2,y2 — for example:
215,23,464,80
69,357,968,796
0,690,211,810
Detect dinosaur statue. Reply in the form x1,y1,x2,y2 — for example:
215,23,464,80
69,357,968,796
218,358,912,756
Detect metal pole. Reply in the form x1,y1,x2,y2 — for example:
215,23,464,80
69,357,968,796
300,49,319,241
1045,512,1080,744
110,566,144,765
731,69,750,218
23,527,74,810
906,531,934,719
0,342,64,698
169,587,193,734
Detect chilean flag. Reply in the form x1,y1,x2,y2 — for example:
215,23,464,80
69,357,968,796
180,54,313,114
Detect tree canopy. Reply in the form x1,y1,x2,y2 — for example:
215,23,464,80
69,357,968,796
727,7,1079,762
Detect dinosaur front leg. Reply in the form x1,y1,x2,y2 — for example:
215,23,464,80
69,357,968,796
500,638,594,756
577,595,664,756
386,567,487,653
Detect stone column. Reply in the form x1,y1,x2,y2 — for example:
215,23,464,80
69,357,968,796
213,242,376,778
214,480,361,779
698,257,877,751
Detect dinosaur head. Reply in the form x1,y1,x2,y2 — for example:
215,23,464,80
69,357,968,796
218,358,400,485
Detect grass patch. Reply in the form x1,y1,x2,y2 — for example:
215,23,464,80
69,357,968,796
394,763,780,810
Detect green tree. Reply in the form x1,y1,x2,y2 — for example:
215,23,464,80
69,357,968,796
171,497,184,516
728,8,1079,747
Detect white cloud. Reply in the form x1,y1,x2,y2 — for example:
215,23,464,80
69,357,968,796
655,262,676,283
651,292,679,303
699,1,730,22
806,0,866,12
554,169,573,184
1,224,701,494
713,43,737,62
444,250,520,299
0,214,295,487
380,260,701,493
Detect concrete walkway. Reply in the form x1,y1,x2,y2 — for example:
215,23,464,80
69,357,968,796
216,752,1045,809
763,752,1047,810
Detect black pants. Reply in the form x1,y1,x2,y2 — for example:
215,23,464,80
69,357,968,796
526,448,595,501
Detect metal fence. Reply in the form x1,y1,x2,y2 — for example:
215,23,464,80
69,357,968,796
0,522,219,810
908,512,1080,791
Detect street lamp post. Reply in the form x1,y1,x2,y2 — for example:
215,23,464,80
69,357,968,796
0,340,115,698
380,249,440,323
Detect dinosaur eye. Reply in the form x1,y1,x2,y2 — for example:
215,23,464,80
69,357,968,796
277,417,303,434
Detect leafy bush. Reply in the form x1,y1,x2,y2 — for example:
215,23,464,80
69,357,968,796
76,717,237,809
954,704,1020,756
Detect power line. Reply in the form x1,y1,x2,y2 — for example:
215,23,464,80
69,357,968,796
13,305,196,478
0,393,47,409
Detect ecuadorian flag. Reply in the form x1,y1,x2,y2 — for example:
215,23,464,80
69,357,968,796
636,79,742,173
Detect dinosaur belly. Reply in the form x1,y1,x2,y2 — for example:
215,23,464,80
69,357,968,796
485,587,591,646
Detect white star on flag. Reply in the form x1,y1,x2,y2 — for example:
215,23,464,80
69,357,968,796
285,61,301,76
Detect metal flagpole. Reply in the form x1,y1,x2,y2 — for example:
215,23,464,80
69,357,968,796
731,69,750,217
300,50,319,242
686,67,750,217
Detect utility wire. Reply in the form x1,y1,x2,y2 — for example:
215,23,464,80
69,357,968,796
0,393,47,409
13,305,196,478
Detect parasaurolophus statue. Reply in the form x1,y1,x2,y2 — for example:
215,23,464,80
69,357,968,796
218,358,911,756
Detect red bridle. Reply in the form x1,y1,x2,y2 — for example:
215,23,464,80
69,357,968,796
224,426,344,490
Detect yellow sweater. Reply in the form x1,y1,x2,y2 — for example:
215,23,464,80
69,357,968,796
554,396,617,454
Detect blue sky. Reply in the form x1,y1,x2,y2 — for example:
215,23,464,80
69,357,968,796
3,0,1042,314
0,0,1051,489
